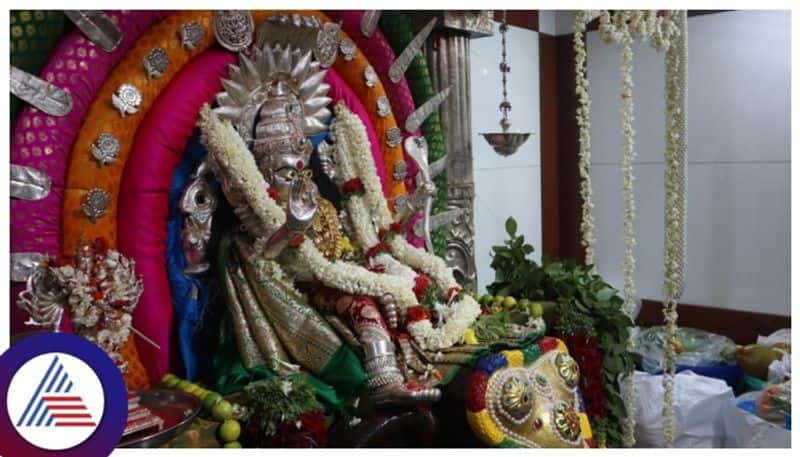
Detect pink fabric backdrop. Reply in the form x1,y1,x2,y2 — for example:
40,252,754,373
10,11,167,334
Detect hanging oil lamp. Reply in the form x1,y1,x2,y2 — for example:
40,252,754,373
480,11,532,156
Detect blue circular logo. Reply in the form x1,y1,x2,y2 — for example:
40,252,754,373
0,333,127,456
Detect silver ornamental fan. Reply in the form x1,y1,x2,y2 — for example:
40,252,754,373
480,11,532,156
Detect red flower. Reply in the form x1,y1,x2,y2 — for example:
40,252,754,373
370,263,386,273
365,242,391,259
91,290,104,301
406,305,430,323
389,222,403,234
267,187,280,201
342,178,365,197
52,253,74,267
413,275,431,300
296,160,305,170
288,233,305,248
447,286,462,301
93,237,110,255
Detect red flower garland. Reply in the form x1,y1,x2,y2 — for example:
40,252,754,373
378,222,405,242
288,233,305,248
412,275,431,300
342,178,365,198
556,329,607,419
406,305,430,323
267,187,280,201
364,242,391,260
447,286,462,301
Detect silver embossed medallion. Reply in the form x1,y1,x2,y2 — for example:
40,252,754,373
377,96,391,117
82,188,109,222
386,127,402,148
364,65,377,88
340,38,356,61
143,47,169,79
112,83,141,117
315,22,341,68
393,161,408,181
180,21,205,50
91,133,120,166
213,10,254,52
394,194,408,212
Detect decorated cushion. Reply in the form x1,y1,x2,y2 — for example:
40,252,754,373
466,337,594,448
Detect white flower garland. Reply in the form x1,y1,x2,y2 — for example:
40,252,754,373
197,106,419,310
619,21,638,448
575,11,684,447
330,103,480,350
661,10,688,448
574,10,596,266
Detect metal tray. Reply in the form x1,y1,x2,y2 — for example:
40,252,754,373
118,389,201,448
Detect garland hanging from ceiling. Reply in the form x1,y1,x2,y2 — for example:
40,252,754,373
572,10,687,448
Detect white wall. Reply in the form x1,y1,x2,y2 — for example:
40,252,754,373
470,23,542,292
586,11,790,315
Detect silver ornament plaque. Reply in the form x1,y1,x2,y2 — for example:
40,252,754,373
91,133,120,166
82,188,109,222
213,10,254,52
112,83,142,117
377,96,391,118
64,10,122,52
10,66,73,117
364,65,377,88
386,127,402,148
393,161,408,181
180,21,205,51
143,47,169,79
315,22,341,68
389,17,437,84
360,11,381,38
10,164,52,201
340,38,356,61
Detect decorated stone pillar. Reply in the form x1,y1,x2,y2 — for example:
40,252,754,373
424,11,493,290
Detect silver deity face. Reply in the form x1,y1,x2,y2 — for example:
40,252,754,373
253,81,314,203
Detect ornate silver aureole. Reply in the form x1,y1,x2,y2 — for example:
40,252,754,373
364,65,378,88
82,188,109,222
405,86,451,133
258,15,340,69
10,164,52,201
213,10,254,52
393,161,408,181
389,17,438,84
340,38,356,61
10,252,47,283
386,127,402,148
10,66,73,117
360,11,381,38
377,96,391,117
112,83,142,117
64,10,123,52
143,47,169,79
91,133,120,166
180,20,205,50
180,165,218,274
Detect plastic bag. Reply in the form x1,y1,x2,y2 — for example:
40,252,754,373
629,370,734,447
757,328,791,346
719,390,791,447
767,352,791,384
632,326,737,373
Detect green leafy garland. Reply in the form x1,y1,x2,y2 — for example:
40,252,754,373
486,217,634,447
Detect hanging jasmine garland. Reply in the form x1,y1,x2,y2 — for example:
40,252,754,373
573,10,685,448
573,10,595,266
661,10,688,448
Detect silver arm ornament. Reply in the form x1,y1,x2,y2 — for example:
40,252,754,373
180,160,218,274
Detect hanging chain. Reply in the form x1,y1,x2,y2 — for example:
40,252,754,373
498,10,511,131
